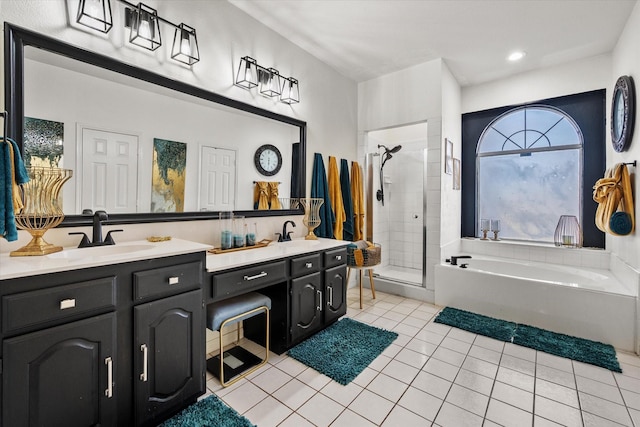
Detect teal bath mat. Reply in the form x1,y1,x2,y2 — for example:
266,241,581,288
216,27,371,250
435,307,621,373
159,395,255,427
288,318,398,385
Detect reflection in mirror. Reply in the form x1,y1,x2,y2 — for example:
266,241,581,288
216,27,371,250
5,24,306,226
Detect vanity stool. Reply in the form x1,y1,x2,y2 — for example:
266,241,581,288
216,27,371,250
206,292,271,387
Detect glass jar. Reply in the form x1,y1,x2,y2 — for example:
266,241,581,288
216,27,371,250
246,222,257,246
233,215,245,248
219,211,233,250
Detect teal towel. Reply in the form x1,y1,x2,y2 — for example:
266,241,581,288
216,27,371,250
609,211,632,235
340,159,354,241
311,153,334,238
1,138,29,242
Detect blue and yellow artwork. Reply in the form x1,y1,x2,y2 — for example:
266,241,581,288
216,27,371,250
151,138,187,212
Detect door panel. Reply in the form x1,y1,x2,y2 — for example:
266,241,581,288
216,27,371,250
199,146,236,211
325,265,347,323
81,127,139,213
134,290,204,426
290,273,322,343
3,313,117,427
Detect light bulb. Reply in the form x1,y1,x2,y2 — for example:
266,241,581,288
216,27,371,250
180,37,191,56
139,19,151,40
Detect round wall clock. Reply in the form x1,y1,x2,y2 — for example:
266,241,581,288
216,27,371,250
611,75,635,153
254,144,282,176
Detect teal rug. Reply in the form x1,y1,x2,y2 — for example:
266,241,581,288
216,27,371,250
435,307,621,373
159,395,255,427
288,318,398,385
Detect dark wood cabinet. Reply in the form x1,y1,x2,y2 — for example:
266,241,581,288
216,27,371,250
324,265,347,323
290,272,324,342
3,313,117,427
0,252,206,427
134,290,205,426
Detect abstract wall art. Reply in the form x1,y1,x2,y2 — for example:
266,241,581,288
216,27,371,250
151,138,187,212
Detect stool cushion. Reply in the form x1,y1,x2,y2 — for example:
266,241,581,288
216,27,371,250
207,292,271,331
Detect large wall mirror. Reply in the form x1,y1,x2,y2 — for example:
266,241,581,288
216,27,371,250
5,23,306,226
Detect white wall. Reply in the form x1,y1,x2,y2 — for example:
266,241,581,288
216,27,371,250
0,0,358,252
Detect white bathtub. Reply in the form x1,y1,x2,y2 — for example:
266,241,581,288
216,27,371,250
434,256,637,352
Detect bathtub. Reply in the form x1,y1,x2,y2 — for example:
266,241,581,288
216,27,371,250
434,256,637,352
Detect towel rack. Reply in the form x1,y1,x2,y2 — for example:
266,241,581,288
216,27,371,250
1,111,7,143
623,161,636,167
253,181,281,184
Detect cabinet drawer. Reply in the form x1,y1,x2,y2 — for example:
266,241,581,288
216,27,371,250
134,261,203,301
290,253,321,278
2,276,116,334
213,261,286,299
324,247,347,269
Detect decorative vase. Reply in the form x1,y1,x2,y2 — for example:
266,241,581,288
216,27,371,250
300,198,324,240
11,167,73,256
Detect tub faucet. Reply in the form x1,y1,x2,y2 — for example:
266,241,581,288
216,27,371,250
279,220,296,242
447,255,472,266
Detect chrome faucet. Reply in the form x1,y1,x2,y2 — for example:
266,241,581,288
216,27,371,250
277,220,296,242
69,210,123,248
447,255,472,266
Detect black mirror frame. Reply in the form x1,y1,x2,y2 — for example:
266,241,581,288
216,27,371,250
4,23,306,226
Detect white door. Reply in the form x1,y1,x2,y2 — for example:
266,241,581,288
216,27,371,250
81,128,139,213
199,146,236,211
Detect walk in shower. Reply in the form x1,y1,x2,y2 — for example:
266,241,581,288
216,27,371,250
365,123,428,288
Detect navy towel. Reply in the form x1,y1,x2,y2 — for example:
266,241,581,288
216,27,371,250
311,153,334,238
1,138,30,241
340,159,354,241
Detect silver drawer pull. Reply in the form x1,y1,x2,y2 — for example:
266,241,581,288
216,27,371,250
105,357,113,398
305,262,313,269
316,290,322,311
60,299,76,310
328,286,334,306
244,271,267,281
140,344,148,382
168,276,180,285
335,255,342,261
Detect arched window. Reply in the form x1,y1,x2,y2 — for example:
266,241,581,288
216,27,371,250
476,105,583,242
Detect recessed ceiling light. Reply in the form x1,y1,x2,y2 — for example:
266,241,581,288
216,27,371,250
508,51,526,62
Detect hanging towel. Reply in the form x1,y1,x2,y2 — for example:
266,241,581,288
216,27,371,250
253,181,270,210
268,181,282,209
351,161,365,240
328,156,346,240
593,163,634,236
311,153,334,238
340,159,354,241
1,137,30,242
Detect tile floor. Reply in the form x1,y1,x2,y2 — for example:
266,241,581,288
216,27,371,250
203,287,640,427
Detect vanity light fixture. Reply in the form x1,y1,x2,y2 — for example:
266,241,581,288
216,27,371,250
76,0,113,33
280,77,300,104
235,56,299,104
171,23,200,65
75,0,200,64
126,3,161,51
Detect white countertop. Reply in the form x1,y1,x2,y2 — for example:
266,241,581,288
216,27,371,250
206,238,349,272
0,238,212,280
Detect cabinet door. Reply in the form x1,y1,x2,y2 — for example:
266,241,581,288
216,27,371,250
290,272,323,343
134,290,204,426
324,265,347,324
3,313,117,427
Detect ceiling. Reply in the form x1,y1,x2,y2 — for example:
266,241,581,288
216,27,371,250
228,0,637,86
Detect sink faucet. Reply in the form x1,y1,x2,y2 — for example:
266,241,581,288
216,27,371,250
278,220,296,242
69,210,123,248
447,255,472,266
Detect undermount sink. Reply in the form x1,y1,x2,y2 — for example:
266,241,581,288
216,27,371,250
48,244,154,260
279,239,321,248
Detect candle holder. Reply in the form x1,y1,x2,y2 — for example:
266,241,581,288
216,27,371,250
11,167,73,256
480,219,490,240
490,219,501,241
219,211,233,250
300,198,324,240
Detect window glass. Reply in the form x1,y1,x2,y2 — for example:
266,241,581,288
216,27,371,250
477,106,583,242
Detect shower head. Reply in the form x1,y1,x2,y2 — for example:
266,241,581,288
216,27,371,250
378,144,402,154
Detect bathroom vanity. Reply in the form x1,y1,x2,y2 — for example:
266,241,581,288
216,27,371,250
0,237,348,426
